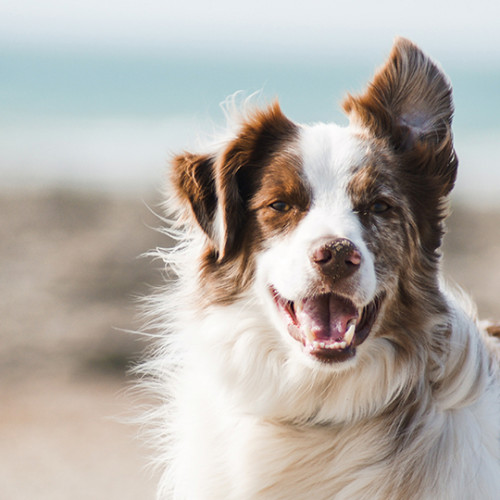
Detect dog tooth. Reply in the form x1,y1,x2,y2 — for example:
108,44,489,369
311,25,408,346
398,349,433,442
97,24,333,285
339,341,346,349
344,323,356,345
319,342,325,349
306,330,316,343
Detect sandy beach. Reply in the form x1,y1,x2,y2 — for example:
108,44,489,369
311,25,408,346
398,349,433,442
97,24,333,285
0,189,166,500
1,188,499,499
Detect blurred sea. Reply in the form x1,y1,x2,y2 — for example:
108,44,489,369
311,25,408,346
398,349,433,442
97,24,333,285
1,47,499,202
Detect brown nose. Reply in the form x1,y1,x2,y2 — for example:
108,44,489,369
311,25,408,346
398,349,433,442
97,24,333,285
310,237,361,280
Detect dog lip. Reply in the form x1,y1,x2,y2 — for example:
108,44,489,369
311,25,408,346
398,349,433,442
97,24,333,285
270,287,383,362
353,294,384,345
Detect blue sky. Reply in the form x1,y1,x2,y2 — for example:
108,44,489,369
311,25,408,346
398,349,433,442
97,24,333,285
1,0,500,62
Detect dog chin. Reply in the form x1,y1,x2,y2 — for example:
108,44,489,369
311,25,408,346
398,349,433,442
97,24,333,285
269,286,384,364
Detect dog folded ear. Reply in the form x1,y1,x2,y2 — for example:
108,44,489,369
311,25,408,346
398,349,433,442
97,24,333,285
215,103,297,260
171,103,298,262
343,37,457,197
170,152,218,239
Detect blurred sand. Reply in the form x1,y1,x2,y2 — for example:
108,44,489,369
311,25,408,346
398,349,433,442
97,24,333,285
0,190,168,500
0,189,499,499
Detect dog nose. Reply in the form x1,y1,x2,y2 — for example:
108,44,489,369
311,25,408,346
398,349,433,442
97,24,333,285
310,238,361,280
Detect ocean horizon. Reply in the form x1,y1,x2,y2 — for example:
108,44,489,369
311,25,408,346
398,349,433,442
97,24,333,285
1,47,499,203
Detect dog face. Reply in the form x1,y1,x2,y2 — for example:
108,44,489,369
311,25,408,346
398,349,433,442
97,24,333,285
170,38,457,368
256,124,396,364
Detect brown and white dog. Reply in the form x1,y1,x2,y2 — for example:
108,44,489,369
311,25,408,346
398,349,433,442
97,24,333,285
143,38,500,499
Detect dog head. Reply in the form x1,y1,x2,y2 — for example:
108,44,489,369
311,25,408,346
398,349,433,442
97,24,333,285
170,38,457,369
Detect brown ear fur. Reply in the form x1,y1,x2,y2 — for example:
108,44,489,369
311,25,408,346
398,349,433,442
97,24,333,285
170,152,217,238
170,102,298,261
343,37,457,198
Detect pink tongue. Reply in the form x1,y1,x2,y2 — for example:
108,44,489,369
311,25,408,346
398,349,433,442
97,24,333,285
295,294,358,342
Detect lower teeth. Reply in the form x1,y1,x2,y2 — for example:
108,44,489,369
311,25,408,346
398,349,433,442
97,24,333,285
310,340,347,351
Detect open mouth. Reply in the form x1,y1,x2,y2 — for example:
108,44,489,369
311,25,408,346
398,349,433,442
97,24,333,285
271,288,383,363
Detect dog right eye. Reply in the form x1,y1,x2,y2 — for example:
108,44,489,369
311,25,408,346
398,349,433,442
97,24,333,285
269,201,292,212
369,200,392,214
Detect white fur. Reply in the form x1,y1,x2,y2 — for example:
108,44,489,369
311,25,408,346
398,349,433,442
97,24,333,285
150,266,500,499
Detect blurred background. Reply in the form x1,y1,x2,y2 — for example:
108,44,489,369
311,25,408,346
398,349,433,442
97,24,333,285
1,1,499,498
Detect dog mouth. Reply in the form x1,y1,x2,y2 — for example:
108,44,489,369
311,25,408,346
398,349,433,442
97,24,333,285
271,288,383,363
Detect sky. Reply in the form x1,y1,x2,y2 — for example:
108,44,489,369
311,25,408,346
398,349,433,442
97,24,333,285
1,0,500,61
1,0,499,199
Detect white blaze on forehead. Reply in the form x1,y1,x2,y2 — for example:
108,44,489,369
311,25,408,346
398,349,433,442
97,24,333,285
294,122,371,249
299,122,366,210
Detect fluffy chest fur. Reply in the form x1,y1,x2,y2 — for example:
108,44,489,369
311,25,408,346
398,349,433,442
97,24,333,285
142,38,500,499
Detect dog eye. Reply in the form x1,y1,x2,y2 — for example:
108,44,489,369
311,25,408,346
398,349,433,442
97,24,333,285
269,201,292,212
369,200,391,214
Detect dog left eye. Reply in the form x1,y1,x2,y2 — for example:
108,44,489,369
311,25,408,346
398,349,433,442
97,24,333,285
269,201,292,212
369,200,391,214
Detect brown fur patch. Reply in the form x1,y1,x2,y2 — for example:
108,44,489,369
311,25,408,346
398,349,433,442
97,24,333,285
170,102,298,253
486,323,500,338
348,147,411,273
249,153,311,239
171,102,304,304
214,102,299,260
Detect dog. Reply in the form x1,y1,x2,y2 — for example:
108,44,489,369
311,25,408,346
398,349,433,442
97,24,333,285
142,38,500,499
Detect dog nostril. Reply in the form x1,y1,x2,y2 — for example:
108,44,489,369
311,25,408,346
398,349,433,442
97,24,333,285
346,249,362,267
312,247,333,264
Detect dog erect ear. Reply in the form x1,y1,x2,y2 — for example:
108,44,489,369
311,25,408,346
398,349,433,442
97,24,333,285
171,102,297,261
343,37,457,197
